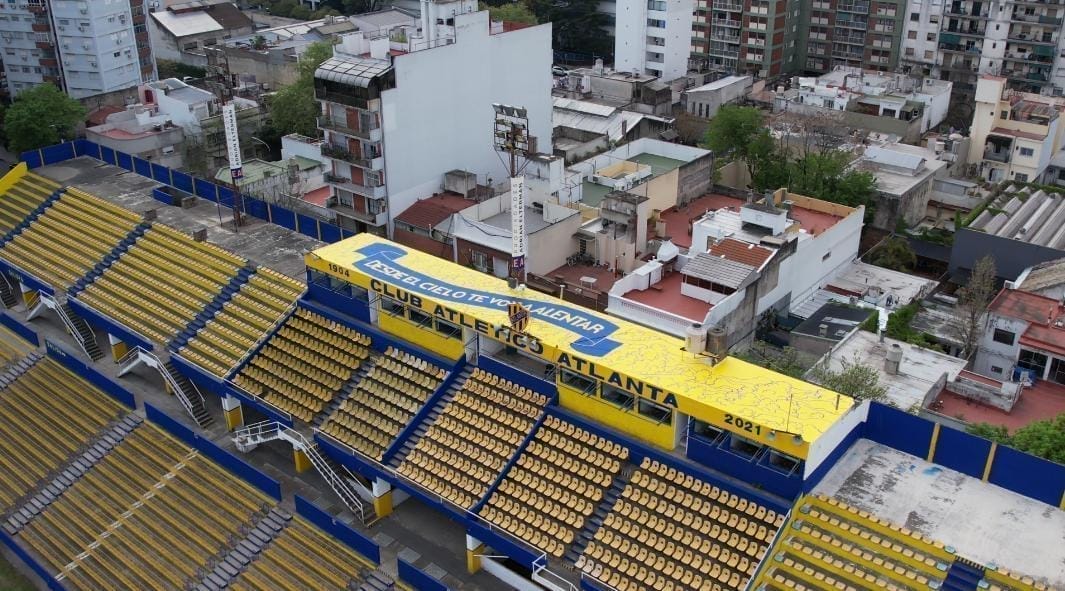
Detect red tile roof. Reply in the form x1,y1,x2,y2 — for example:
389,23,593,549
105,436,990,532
302,186,332,207
708,238,774,269
395,192,471,229
87,105,125,126
989,288,1061,325
990,126,1046,141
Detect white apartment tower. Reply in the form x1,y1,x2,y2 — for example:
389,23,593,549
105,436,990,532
314,0,552,236
613,0,693,81
0,0,156,99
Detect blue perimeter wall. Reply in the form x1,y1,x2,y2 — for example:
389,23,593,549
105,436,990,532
22,140,357,244
45,339,136,409
145,403,283,500
399,559,450,591
0,311,38,346
294,495,380,564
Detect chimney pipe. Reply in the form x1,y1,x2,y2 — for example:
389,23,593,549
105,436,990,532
885,343,902,375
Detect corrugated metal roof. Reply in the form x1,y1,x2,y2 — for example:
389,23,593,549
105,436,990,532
315,56,391,88
686,75,751,94
864,146,925,171
680,253,757,289
553,101,645,143
151,10,223,37
553,97,617,118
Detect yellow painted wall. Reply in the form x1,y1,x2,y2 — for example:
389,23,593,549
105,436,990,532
0,163,28,195
377,309,465,361
558,384,678,449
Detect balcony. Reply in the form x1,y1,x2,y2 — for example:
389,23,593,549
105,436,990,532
712,0,742,10
832,49,864,60
945,25,988,36
1011,12,1063,24
946,5,989,17
331,202,388,226
812,1,830,8
1003,68,1050,81
838,1,870,12
834,32,866,44
939,39,982,54
318,117,382,142
1004,49,1055,63
712,18,742,27
748,21,768,31
325,173,388,200
984,148,1011,163
941,59,978,71
1007,31,1058,45
709,46,740,57
322,144,383,170
836,18,868,29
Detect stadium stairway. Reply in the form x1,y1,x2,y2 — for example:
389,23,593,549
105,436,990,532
169,264,256,352
385,365,472,469
0,272,17,308
563,466,635,565
191,505,293,591
357,568,398,591
68,222,152,296
3,414,143,533
165,358,213,427
943,558,986,591
311,356,378,429
60,302,103,361
0,350,43,389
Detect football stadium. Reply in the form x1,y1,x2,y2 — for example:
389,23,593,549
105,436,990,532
0,141,1061,591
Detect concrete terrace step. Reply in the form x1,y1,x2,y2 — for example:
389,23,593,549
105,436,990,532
0,351,43,390
354,568,396,590
3,413,143,534
192,506,293,591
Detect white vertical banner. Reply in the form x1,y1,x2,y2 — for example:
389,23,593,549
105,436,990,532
510,175,526,273
222,103,243,180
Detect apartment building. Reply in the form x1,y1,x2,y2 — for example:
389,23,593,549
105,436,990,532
691,0,802,77
0,0,155,99
970,75,1065,183
799,0,905,75
902,0,1065,99
314,0,552,236
614,0,693,80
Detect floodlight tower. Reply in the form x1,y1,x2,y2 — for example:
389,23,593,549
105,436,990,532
492,103,531,286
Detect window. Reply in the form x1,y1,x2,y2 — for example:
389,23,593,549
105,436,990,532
113,51,120,57
692,419,724,441
910,12,919,20
435,318,461,338
647,18,666,28
380,296,405,316
926,32,935,41
822,251,831,261
601,385,635,410
729,434,763,457
1019,147,1034,157
1018,349,1048,376
637,399,673,425
991,365,1004,374
1015,173,1029,182
560,368,597,394
907,30,917,39
408,307,432,328
992,328,1015,345
924,50,933,59
471,250,488,272
647,0,666,9
905,47,915,56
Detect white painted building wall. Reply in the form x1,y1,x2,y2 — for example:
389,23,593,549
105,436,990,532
973,313,1027,378
380,10,553,230
804,400,869,480
900,0,945,75
613,0,692,81
756,206,864,314
979,1,1009,74
0,0,147,98
53,0,141,99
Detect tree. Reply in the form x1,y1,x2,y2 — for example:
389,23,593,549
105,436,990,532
702,105,772,188
967,414,1065,465
526,0,610,55
268,41,334,138
485,2,538,23
4,84,86,154
872,237,917,272
810,356,887,403
955,255,997,358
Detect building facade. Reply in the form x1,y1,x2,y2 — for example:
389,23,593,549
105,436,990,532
314,0,552,236
969,75,1065,183
691,0,803,78
613,0,693,80
0,0,154,99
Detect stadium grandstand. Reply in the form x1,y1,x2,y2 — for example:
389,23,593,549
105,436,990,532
0,147,1062,591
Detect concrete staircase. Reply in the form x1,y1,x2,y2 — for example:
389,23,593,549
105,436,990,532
386,365,471,469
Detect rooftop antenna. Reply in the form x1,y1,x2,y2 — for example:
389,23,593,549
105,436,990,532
492,103,531,286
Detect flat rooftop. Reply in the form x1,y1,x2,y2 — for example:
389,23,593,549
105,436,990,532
815,439,1065,588
35,157,322,278
626,153,686,177
620,272,712,322
816,330,966,409
482,207,552,234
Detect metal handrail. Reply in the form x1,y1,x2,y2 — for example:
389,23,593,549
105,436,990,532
125,347,203,421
